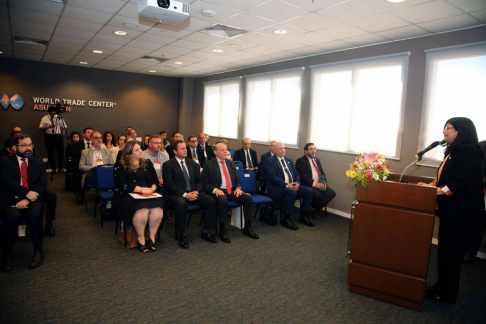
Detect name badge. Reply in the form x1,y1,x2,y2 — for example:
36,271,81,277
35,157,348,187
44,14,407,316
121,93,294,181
96,159,103,166
154,162,161,170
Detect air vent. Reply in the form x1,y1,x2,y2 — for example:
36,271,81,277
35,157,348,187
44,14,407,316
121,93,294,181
183,3,190,14
14,36,48,47
140,56,169,63
200,24,248,38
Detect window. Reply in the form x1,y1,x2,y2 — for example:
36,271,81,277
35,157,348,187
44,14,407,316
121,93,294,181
244,69,303,146
309,54,409,158
418,43,486,163
203,78,241,139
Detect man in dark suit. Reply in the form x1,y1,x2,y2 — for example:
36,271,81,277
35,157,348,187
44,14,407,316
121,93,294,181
166,132,182,159
233,138,258,170
202,142,259,243
295,143,336,217
196,133,215,167
0,133,47,272
266,142,314,230
72,127,93,203
259,141,276,193
163,140,217,249
186,135,200,165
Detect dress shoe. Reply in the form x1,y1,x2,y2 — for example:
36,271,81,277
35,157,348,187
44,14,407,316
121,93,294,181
425,289,455,304
299,216,315,227
178,236,189,249
281,218,298,230
28,252,44,269
200,232,217,243
220,230,231,243
45,225,56,237
1,252,14,273
242,227,259,239
76,196,84,204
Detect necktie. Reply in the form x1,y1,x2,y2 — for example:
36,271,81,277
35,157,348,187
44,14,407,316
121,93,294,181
311,159,321,176
280,159,293,183
221,160,232,195
21,158,29,189
202,145,207,159
193,149,197,158
180,161,191,191
246,150,253,168
87,142,91,148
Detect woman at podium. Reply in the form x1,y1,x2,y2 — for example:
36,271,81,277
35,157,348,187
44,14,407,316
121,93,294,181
418,117,484,303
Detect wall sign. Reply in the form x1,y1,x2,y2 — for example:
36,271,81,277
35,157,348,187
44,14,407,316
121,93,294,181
32,97,117,111
1,94,25,110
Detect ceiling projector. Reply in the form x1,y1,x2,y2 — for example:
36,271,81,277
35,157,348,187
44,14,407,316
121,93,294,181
138,0,190,23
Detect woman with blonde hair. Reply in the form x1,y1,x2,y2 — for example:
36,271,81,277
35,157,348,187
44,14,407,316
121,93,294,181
113,141,163,252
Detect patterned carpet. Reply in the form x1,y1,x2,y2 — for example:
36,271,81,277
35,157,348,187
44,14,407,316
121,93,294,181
1,176,485,324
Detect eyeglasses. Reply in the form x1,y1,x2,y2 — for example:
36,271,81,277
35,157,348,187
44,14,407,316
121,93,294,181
189,140,197,142
17,144,34,148
92,137,102,140
444,126,455,131
150,142,162,145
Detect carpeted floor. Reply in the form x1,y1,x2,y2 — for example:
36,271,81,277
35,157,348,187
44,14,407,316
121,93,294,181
1,176,485,324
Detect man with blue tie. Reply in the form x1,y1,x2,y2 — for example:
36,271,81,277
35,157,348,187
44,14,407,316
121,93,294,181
266,142,314,230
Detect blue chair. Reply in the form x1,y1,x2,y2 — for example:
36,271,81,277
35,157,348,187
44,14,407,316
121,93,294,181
234,161,244,171
237,170,273,219
228,148,236,158
92,165,115,226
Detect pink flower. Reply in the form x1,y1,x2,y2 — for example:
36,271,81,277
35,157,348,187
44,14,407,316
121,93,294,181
366,171,372,180
363,152,378,163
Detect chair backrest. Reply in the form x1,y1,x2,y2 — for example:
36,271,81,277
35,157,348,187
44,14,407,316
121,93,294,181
237,170,257,193
97,165,115,190
234,161,244,171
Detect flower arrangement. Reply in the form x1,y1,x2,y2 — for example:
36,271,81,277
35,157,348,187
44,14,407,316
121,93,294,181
346,152,390,187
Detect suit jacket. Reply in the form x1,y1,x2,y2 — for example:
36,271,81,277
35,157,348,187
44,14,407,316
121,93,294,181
113,160,159,198
72,140,87,168
295,155,326,188
436,143,485,223
233,148,258,170
166,144,176,159
0,155,47,210
265,155,300,199
259,151,273,181
79,147,114,172
201,157,241,195
196,143,215,167
163,158,202,197
187,146,199,160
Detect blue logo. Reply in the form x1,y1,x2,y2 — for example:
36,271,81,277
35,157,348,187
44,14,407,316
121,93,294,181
1,94,25,110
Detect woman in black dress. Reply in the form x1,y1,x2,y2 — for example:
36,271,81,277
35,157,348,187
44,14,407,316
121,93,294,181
65,131,80,170
418,117,484,303
113,141,163,253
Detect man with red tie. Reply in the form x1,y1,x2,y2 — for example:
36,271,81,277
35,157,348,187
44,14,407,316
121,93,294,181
201,142,259,243
0,133,47,272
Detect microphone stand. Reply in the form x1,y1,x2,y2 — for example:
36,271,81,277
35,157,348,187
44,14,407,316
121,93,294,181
399,159,419,183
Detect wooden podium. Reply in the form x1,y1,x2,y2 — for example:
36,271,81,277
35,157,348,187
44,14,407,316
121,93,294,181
347,174,436,310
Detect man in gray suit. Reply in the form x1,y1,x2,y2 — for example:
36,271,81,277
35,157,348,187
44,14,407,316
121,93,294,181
78,131,113,200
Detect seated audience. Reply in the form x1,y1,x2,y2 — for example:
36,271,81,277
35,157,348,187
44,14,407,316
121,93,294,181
10,126,22,137
259,141,276,193
0,133,47,272
186,136,200,165
295,143,336,218
163,140,218,248
142,135,150,151
159,130,170,148
65,131,80,170
234,138,258,170
115,134,127,162
113,141,163,253
127,128,137,142
166,132,182,159
125,126,132,136
102,131,118,163
266,142,314,230
142,135,169,191
201,142,259,243
196,133,215,167
221,139,234,161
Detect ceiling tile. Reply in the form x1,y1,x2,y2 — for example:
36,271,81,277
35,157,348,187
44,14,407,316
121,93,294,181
98,25,143,39
287,46,325,55
223,50,263,59
125,39,164,50
183,50,223,59
376,25,431,40
94,63,125,70
13,29,52,41
418,14,482,33
243,45,282,55
214,38,258,50
311,40,354,51
136,33,177,46
146,24,194,38
117,46,154,55
48,42,84,52
85,41,123,51
77,49,116,59
154,45,195,55
362,0,433,11
91,34,132,46
264,51,300,60
9,0,64,16
62,5,113,24
342,33,388,46
50,34,90,46
108,15,155,32
44,49,80,58
220,13,274,32
10,19,55,35
170,55,206,63
247,0,309,23
315,24,368,39
256,23,307,39
281,0,347,12
202,0,263,11
188,1,240,22
54,27,95,41
168,39,207,50
57,18,104,33
392,0,464,24
283,13,341,31
9,7,59,26
287,32,334,46
349,13,410,33
233,32,275,45
317,0,386,23
44,52,76,61
68,0,126,14
265,39,308,51
444,0,486,13
43,57,72,64
162,17,216,31
470,9,486,23
116,1,138,19
182,32,227,44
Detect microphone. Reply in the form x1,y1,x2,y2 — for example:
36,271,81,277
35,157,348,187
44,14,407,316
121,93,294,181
415,140,445,161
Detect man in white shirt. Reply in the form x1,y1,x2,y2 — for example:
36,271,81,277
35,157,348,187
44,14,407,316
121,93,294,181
142,135,169,192
39,105,67,173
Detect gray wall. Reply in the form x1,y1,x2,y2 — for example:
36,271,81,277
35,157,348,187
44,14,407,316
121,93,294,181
0,57,181,159
189,26,486,253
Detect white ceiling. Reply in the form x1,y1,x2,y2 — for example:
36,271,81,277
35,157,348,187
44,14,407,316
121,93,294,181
0,0,485,78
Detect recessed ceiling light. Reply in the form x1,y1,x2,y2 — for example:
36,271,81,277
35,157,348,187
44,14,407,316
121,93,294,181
123,22,139,28
149,70,156,73
274,29,288,35
386,0,406,2
0,51,3,54
212,49,223,53
92,50,103,54
174,61,183,65
201,10,215,17
79,62,88,65
114,31,128,36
